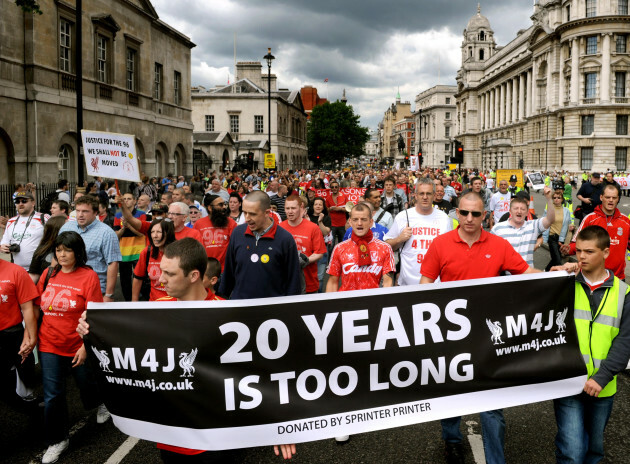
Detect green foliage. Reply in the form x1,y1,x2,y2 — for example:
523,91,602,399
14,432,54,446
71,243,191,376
307,101,369,166
15,0,43,14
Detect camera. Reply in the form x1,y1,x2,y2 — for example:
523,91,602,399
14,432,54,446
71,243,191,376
8,243,20,253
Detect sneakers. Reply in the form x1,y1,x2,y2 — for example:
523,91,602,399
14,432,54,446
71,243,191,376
96,404,111,424
42,439,69,464
444,442,465,464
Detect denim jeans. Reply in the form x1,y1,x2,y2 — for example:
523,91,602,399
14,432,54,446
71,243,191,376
40,351,102,445
317,252,328,293
441,409,505,464
554,393,614,464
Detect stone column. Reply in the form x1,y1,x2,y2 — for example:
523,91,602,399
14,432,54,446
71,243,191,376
527,70,533,116
546,52,553,108
601,33,611,103
559,45,565,107
519,73,525,120
512,77,518,122
490,88,495,128
486,91,491,129
480,93,485,130
499,84,505,126
571,39,579,105
505,80,512,124
531,62,538,114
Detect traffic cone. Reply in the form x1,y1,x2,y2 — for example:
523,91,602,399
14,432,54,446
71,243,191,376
529,196,536,216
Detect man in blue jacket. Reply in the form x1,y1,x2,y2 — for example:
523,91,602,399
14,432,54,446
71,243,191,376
219,190,301,299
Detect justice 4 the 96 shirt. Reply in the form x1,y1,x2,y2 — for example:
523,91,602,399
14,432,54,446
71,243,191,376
327,237,395,291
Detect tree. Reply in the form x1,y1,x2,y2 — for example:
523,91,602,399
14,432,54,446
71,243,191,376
307,101,369,166
15,0,42,14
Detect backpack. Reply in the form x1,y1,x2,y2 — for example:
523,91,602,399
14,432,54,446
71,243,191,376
40,191,59,215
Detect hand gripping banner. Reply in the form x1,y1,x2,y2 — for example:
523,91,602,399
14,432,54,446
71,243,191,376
85,272,585,450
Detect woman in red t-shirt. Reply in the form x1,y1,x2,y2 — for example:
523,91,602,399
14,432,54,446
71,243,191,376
132,219,176,301
37,231,106,462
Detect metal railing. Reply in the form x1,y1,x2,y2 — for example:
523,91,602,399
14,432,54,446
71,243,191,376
0,183,76,218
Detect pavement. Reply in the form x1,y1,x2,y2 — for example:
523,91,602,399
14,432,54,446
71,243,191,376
3,188,630,463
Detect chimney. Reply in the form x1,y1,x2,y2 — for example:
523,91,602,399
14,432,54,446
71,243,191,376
261,74,277,91
235,61,263,87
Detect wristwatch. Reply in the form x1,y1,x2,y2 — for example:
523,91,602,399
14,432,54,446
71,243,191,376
104,293,114,298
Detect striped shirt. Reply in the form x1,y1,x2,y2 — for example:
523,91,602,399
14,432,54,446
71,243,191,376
491,218,546,267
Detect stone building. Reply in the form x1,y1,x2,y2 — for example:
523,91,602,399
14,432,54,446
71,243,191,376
364,130,379,158
0,0,195,185
380,91,413,164
191,61,308,172
300,85,327,119
393,118,416,160
415,85,457,168
455,2,629,172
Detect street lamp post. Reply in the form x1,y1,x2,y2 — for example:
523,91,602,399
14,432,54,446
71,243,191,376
263,48,275,170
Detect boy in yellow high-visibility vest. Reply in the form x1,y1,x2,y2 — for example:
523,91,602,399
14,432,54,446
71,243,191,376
552,225,630,463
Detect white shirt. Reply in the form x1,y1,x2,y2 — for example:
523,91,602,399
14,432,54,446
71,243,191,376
384,208,452,286
1,212,49,271
489,190,511,223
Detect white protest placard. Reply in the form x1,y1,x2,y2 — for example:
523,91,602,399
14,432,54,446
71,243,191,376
527,172,545,190
409,155,419,171
81,130,141,182
614,176,630,190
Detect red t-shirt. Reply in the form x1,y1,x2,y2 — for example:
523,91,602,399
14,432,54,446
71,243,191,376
421,229,529,282
175,226,203,242
0,261,39,331
36,266,103,357
279,219,327,293
325,193,348,227
451,181,463,193
133,248,168,301
327,237,395,291
155,290,223,455
193,216,237,269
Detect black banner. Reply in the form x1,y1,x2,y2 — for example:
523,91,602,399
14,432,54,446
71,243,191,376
86,272,586,450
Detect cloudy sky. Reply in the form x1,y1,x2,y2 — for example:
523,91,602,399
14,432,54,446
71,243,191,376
151,0,536,129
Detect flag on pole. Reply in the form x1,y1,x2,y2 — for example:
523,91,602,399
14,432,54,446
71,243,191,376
324,78,328,82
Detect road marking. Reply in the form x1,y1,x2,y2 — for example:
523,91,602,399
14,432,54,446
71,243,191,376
466,420,485,464
105,436,140,464
29,414,91,464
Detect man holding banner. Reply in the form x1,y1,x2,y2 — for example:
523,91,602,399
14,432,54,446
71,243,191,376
420,191,537,464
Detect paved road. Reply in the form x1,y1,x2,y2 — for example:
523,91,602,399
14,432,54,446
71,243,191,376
3,187,630,463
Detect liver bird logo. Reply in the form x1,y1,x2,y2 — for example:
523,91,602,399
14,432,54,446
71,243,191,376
90,157,99,172
486,318,505,345
179,348,198,377
556,308,568,333
91,346,112,372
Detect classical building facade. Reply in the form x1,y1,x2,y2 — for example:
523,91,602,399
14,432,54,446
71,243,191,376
455,2,629,172
415,85,457,167
191,61,308,171
0,0,195,184
380,92,413,164
364,130,379,157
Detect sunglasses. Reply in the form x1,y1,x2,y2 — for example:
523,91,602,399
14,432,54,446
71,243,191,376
15,198,31,204
458,210,484,218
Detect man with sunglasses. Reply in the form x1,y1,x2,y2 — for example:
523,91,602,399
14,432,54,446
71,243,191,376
194,194,237,270
325,181,348,246
420,191,537,464
1,192,50,272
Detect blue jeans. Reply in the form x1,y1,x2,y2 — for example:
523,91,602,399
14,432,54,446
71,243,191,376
554,393,614,464
317,252,328,293
40,351,102,445
441,409,505,464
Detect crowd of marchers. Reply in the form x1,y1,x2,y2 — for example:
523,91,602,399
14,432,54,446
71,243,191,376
1,165,629,464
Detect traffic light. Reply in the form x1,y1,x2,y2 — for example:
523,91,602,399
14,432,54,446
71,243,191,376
418,151,423,167
451,140,464,164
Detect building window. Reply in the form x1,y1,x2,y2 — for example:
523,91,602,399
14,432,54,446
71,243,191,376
446,97,451,104
586,36,598,55
205,115,214,132
445,126,450,137
586,0,597,17
255,115,264,134
617,115,628,135
581,147,594,170
616,72,627,97
584,73,597,99
616,34,627,53
479,49,485,60
538,84,547,108
445,143,450,151
174,71,181,106
58,145,71,181
126,48,136,92
581,115,595,135
97,35,108,83
566,5,571,20
620,0,629,15
565,77,571,102
59,18,72,72
560,117,565,136
154,63,162,100
560,147,564,166
445,112,451,120
617,147,628,170
230,115,240,134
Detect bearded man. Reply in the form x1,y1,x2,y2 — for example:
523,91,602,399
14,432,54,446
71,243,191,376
193,194,237,270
